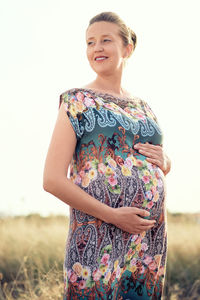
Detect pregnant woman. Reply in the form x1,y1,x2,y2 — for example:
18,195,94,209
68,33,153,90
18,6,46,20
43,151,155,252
43,11,171,300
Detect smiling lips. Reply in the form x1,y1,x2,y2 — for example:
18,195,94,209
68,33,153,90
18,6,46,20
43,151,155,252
95,56,108,61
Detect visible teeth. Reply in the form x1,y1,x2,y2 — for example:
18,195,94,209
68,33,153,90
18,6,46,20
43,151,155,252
96,57,107,60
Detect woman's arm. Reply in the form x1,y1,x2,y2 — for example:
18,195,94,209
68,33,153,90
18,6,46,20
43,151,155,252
44,176,113,223
43,101,156,234
43,101,112,223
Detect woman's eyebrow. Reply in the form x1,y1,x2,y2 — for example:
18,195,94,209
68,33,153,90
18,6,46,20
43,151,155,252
87,34,112,40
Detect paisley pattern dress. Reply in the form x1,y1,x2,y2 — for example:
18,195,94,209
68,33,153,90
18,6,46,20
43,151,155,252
58,88,168,300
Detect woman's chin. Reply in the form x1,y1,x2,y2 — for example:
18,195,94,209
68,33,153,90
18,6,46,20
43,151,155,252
92,67,115,77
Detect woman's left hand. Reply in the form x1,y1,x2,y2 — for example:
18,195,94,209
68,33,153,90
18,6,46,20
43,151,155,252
134,142,171,176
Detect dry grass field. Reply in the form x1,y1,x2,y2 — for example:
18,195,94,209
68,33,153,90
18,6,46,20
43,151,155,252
0,212,199,300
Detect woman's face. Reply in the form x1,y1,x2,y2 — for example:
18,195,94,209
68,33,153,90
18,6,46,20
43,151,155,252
86,21,128,76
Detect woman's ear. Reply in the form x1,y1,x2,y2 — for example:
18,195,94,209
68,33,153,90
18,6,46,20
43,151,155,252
122,43,133,59
122,44,133,67
126,43,133,58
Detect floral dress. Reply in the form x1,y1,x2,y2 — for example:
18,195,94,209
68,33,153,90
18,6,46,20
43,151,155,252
58,88,168,300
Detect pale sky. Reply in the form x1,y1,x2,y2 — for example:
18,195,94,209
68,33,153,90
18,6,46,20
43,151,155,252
0,0,200,216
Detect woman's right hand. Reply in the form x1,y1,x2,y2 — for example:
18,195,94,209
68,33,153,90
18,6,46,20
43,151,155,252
110,207,156,234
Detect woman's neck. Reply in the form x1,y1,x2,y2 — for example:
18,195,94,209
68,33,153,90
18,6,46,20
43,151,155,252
83,75,126,97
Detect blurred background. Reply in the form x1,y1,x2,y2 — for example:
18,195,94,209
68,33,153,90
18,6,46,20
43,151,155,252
0,0,199,299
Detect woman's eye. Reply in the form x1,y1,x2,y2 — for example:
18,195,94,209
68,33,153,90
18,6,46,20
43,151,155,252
87,39,111,46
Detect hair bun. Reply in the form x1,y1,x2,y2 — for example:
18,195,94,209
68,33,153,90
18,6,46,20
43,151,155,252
128,27,137,50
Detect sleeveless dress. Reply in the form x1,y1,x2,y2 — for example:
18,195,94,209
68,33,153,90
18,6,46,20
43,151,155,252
58,88,168,300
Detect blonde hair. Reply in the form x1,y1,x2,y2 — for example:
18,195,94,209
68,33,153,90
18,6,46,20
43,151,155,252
87,11,137,58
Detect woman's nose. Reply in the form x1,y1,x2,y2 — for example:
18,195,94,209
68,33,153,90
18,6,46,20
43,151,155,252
94,41,104,52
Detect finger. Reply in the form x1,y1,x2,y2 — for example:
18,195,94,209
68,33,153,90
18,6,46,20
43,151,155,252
134,143,162,151
143,224,155,229
136,213,156,224
137,149,157,157
142,226,154,233
137,224,154,234
146,157,162,167
132,231,140,234
134,208,150,217
140,148,161,157
135,146,161,157
143,142,162,150
140,218,156,225
146,225,155,231
133,228,143,234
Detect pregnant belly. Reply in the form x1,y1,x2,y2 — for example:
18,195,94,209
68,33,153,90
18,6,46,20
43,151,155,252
71,154,166,222
131,158,166,221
